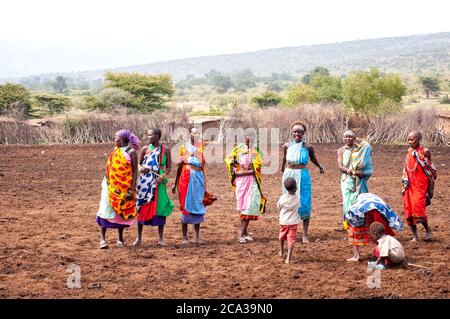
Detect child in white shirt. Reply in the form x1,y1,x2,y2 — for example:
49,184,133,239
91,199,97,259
277,177,302,263
369,222,406,268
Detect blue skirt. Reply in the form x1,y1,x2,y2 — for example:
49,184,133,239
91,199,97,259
138,215,166,226
181,213,204,225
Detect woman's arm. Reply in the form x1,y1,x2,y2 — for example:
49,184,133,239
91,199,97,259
281,143,288,173
128,149,138,198
139,146,150,174
337,148,351,174
307,144,324,174
424,148,432,161
165,146,172,176
235,164,254,177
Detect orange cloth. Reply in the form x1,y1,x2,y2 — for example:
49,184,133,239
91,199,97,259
402,147,429,225
347,209,394,246
105,147,136,220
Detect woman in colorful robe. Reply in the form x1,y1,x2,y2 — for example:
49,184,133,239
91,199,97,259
225,135,266,243
96,129,140,249
344,193,403,261
133,128,174,247
281,121,325,243
402,131,436,241
337,129,373,229
172,127,216,245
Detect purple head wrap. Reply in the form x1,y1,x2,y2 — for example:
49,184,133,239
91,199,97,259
116,129,140,150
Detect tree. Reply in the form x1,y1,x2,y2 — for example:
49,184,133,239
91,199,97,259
342,68,407,116
270,72,294,81
310,75,343,103
105,72,175,111
32,94,70,114
97,88,135,109
419,76,440,99
205,70,233,93
52,76,68,94
232,68,257,92
267,81,284,92
251,92,282,108
214,76,233,93
0,83,32,118
284,84,318,106
302,67,330,84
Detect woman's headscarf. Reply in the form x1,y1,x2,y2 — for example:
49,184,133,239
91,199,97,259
116,129,140,150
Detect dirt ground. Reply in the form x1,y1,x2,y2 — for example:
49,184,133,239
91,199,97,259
0,143,449,299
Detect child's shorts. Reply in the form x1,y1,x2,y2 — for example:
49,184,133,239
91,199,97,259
279,224,298,246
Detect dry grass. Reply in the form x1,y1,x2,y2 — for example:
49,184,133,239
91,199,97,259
226,104,448,146
0,105,448,146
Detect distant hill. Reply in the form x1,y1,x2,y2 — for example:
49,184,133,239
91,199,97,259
4,32,450,83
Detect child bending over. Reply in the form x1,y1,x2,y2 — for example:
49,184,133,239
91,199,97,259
369,222,406,269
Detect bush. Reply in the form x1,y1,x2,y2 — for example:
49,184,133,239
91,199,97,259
0,83,32,119
97,87,136,109
440,94,450,104
32,94,71,115
342,68,406,116
267,81,284,92
251,92,282,108
283,84,318,106
310,75,343,103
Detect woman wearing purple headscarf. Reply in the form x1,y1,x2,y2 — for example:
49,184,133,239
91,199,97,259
96,129,140,249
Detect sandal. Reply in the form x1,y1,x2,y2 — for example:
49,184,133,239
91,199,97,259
100,240,108,249
116,240,125,247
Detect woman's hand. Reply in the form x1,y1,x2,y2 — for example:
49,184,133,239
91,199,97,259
171,186,177,194
125,190,134,200
354,170,364,178
318,166,325,175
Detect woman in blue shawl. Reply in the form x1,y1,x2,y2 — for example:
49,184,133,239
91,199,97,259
281,121,325,243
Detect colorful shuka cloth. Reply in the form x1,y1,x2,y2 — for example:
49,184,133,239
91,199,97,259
341,140,373,216
345,193,403,231
345,193,402,246
175,140,216,224
136,144,174,226
96,146,136,228
402,145,437,226
282,141,311,220
224,143,266,220
346,209,394,246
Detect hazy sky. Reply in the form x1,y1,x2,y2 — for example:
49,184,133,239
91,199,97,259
1,0,449,78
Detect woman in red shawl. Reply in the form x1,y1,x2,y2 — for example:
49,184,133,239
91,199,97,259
402,131,437,241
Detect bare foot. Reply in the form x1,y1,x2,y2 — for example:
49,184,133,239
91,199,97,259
346,256,360,262
424,230,432,241
410,236,418,242
181,238,189,245
285,258,290,264
132,239,141,247
279,251,284,257
302,236,309,243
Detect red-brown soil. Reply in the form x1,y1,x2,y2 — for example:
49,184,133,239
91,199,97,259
0,143,448,298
